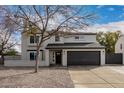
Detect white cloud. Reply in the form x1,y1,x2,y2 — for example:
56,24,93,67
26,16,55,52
85,21,124,33
108,7,115,11
119,13,124,18
14,44,21,53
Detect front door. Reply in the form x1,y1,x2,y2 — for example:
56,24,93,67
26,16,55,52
55,51,62,65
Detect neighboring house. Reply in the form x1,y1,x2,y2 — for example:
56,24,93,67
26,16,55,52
21,31,105,66
115,35,124,64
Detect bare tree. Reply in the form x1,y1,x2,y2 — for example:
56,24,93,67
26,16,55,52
0,6,17,65
6,5,96,72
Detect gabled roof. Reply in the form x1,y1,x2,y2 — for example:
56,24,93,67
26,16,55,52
53,31,97,35
46,42,105,49
21,30,97,35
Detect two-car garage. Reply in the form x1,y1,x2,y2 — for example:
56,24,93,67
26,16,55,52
46,43,105,66
67,51,100,65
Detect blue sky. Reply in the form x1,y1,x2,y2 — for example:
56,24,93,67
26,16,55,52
8,5,124,25
87,5,124,24
13,5,124,41
8,5,124,52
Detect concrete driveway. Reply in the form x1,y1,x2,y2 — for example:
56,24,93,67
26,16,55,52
68,66,124,88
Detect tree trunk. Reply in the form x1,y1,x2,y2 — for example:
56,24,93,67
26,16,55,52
35,48,40,73
0,51,4,65
1,54,4,65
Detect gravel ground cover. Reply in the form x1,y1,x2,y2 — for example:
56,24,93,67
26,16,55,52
0,66,74,88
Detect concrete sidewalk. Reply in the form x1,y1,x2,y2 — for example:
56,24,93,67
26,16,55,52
68,66,124,88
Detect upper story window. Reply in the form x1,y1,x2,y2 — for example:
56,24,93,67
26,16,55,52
35,36,39,43
74,36,84,40
120,44,122,50
30,36,35,44
75,36,79,40
55,35,60,42
30,36,39,44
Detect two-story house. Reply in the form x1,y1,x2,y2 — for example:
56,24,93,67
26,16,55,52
21,31,105,66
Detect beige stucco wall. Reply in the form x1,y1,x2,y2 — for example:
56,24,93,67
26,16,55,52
20,33,50,66
64,35,97,43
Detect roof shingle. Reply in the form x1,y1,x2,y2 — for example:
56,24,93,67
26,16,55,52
46,43,105,49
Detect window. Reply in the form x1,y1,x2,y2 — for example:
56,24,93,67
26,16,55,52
30,36,39,44
30,52,36,60
30,36,35,44
55,35,60,42
75,36,79,40
120,44,122,50
41,51,45,61
35,36,39,43
29,50,45,61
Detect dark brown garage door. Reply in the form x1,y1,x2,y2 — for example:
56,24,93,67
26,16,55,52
67,51,100,65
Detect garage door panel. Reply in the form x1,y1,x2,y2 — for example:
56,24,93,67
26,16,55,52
67,51,100,65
